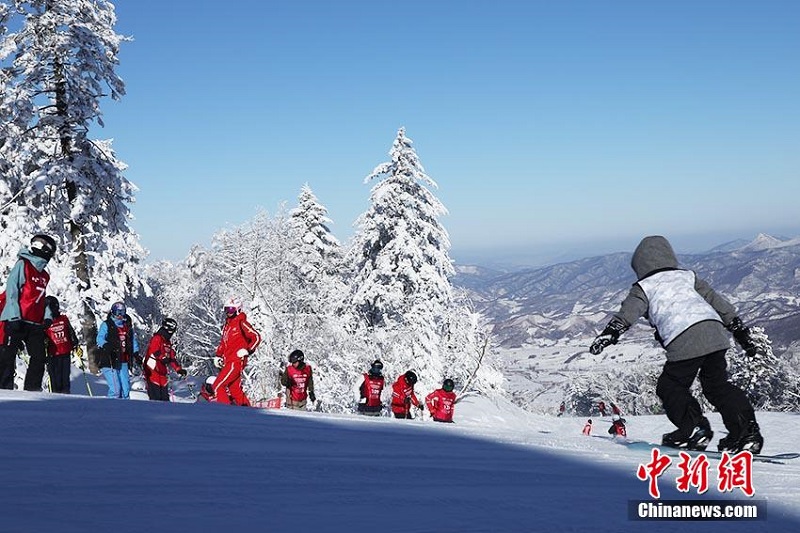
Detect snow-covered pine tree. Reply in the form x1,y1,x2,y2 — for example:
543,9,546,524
346,127,457,391
0,0,146,370
288,183,343,315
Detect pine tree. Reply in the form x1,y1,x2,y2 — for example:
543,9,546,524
288,184,342,313
0,0,145,370
348,127,454,329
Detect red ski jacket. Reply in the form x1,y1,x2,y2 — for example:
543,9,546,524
215,312,261,364
391,376,420,415
44,315,77,356
144,331,184,386
425,388,457,422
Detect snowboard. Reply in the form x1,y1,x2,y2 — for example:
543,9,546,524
621,439,799,465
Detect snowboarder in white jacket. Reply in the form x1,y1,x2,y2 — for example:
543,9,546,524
589,235,763,454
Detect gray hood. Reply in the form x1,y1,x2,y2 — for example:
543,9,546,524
631,236,679,280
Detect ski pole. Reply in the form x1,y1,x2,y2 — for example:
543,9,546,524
73,348,93,397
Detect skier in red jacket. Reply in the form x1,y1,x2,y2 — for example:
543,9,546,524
280,349,315,410
213,297,261,406
43,296,79,394
608,414,627,438
391,370,422,419
143,318,186,401
425,378,457,423
357,359,385,416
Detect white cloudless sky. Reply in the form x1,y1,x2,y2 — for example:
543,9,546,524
99,0,800,263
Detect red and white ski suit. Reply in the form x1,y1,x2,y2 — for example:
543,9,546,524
214,312,261,406
391,376,420,417
144,332,184,387
425,388,457,423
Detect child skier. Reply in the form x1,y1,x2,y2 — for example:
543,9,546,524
96,301,140,399
43,296,79,394
425,378,457,423
280,349,316,410
143,318,187,401
582,419,593,436
213,297,261,407
608,414,627,438
356,359,385,416
391,370,423,419
589,235,764,453
598,401,607,417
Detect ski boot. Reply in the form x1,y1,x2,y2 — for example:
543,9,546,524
718,420,764,454
662,418,713,451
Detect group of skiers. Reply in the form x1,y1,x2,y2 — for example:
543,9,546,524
581,401,627,438
1,233,770,448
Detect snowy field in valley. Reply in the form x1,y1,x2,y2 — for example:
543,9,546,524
2,369,799,533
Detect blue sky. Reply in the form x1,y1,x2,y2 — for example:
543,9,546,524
100,0,800,264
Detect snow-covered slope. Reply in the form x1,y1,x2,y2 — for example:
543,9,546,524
2,384,799,533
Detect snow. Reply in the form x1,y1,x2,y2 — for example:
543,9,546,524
2,379,799,532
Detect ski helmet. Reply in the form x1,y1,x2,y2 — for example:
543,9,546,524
612,414,621,422
223,296,242,315
442,378,455,392
44,295,60,316
110,301,126,317
289,349,305,364
404,370,418,385
29,234,57,261
369,359,383,377
162,317,178,334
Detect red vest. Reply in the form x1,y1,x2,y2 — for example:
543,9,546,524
45,315,74,356
287,364,313,402
19,259,50,323
425,389,457,422
362,373,385,407
115,322,131,363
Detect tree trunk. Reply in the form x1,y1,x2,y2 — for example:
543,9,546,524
54,50,99,372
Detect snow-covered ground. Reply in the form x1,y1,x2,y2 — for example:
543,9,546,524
2,370,799,533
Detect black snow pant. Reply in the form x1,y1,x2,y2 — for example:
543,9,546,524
1,323,47,391
46,354,71,393
146,381,170,401
656,350,755,438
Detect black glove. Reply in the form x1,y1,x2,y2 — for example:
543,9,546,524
177,368,188,378
308,391,316,402
418,404,424,412
133,352,143,366
5,319,23,335
728,318,758,357
589,319,628,355
43,318,53,328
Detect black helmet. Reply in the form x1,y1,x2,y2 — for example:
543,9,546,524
404,370,417,385
369,359,383,377
44,295,60,316
30,234,57,261
442,378,455,392
289,349,304,364
162,317,178,334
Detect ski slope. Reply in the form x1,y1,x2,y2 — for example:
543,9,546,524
2,380,799,533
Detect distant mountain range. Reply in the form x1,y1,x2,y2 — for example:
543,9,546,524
454,234,800,354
